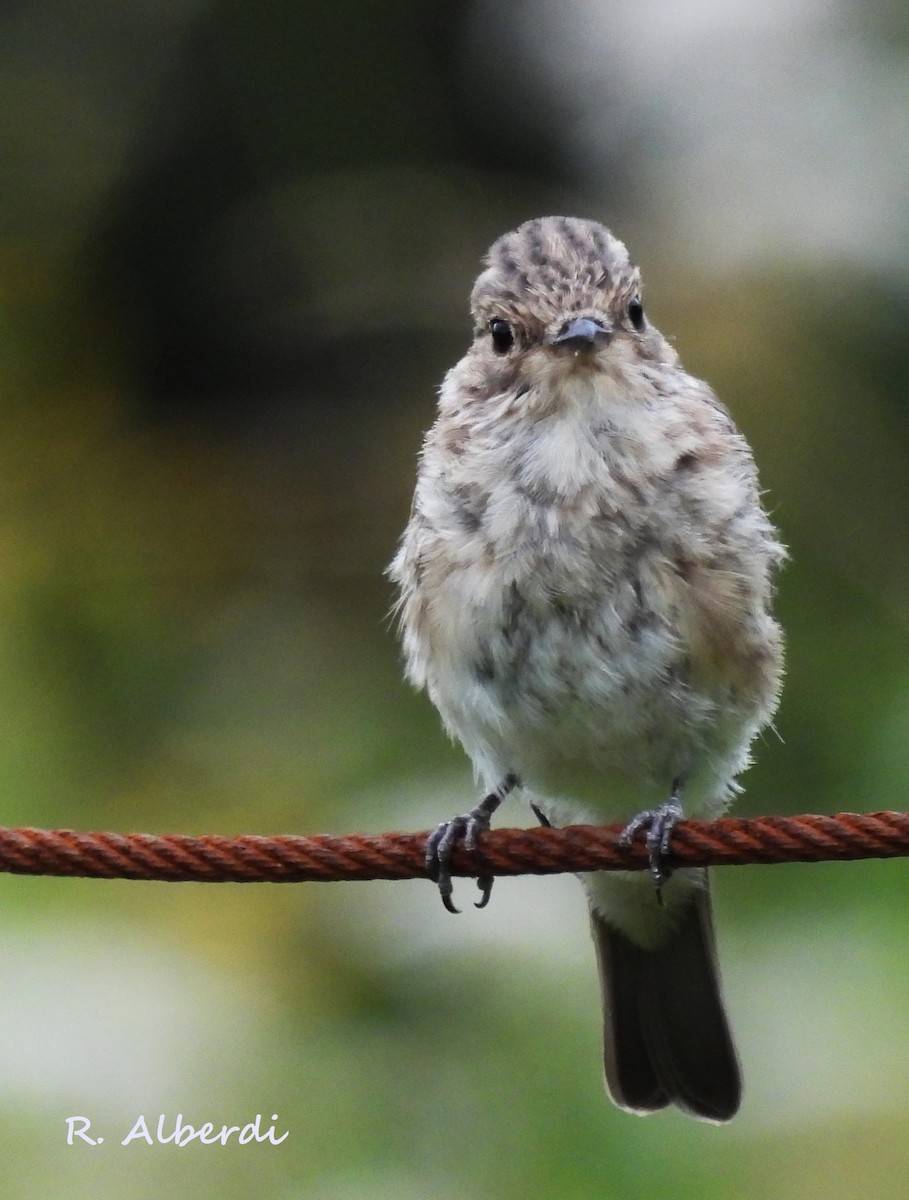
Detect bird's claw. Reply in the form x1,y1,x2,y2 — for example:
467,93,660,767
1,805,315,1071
426,775,518,912
426,809,494,914
619,792,684,903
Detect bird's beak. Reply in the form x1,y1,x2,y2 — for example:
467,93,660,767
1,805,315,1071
546,316,611,353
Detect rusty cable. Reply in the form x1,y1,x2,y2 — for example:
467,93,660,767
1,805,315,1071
0,810,905,884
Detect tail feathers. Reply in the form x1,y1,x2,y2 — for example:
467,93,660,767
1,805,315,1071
591,881,741,1123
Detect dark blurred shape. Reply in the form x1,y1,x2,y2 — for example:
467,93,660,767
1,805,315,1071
89,0,583,427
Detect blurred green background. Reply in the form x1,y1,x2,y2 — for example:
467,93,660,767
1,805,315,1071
3,1,909,1196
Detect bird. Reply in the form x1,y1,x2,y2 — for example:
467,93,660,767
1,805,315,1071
388,216,784,1122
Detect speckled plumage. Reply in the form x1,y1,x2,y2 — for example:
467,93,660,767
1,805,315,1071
389,217,784,1121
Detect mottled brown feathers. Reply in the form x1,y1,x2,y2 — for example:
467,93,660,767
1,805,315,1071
471,216,641,337
389,216,785,1122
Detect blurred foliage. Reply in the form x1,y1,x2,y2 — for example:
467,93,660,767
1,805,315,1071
1,1,909,1197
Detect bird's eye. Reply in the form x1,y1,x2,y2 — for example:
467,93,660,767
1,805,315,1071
627,297,645,332
489,318,514,354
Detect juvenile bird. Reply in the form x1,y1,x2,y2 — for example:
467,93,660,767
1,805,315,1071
388,216,784,1122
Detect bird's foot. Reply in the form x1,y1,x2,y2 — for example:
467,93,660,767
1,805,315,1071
426,774,517,913
619,784,684,903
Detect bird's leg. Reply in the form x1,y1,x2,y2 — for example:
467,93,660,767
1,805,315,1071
426,773,519,913
619,779,684,903
530,803,552,829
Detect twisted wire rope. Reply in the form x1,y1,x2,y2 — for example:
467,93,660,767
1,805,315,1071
0,810,905,884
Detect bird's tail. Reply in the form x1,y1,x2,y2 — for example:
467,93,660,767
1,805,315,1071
590,876,741,1122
